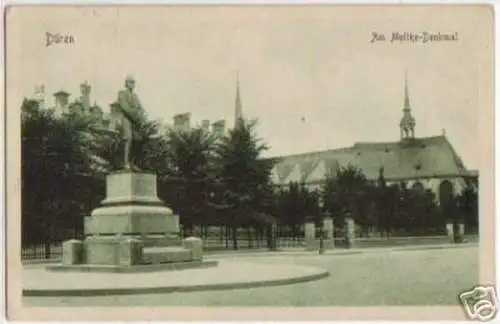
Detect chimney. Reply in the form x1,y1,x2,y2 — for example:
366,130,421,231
173,114,182,127
173,113,191,130
201,119,210,132
80,81,91,112
53,90,70,115
212,119,226,137
33,85,45,109
109,102,120,114
107,102,121,129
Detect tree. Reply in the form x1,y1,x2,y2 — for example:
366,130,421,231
213,119,275,249
321,164,373,234
400,187,441,235
21,99,99,252
160,126,217,233
457,186,478,234
275,181,318,237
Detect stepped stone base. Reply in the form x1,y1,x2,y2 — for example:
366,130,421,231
46,260,219,273
85,205,179,235
83,236,143,266
125,234,182,248
52,171,209,273
143,246,193,264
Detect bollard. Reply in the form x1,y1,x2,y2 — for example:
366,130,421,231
183,236,203,261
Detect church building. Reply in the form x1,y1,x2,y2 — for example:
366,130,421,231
266,75,478,204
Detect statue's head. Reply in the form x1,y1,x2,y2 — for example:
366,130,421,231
125,75,136,91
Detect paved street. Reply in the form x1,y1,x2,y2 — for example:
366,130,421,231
24,245,477,307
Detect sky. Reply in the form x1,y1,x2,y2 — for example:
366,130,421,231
7,5,493,169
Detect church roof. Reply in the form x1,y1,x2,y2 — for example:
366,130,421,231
268,135,473,185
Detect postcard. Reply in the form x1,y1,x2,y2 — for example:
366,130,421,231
5,4,495,321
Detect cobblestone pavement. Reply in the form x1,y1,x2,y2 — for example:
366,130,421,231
24,245,477,307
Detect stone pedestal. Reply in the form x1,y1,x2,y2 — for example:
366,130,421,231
345,217,355,248
118,237,143,266
322,217,335,249
84,236,123,265
85,172,179,236
62,239,83,265
59,171,204,270
305,222,317,251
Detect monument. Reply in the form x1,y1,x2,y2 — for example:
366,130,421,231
113,75,143,170
48,76,214,272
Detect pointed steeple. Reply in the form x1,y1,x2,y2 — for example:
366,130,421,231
403,69,410,110
234,72,244,129
400,69,416,140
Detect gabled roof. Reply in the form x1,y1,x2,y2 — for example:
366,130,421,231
268,135,472,184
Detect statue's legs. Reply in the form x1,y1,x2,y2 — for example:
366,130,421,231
123,138,132,169
123,118,133,170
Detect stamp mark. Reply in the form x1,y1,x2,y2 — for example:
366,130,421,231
459,285,498,322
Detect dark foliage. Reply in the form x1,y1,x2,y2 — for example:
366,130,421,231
212,119,276,248
21,99,102,246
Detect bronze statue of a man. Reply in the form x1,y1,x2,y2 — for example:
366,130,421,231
111,75,145,170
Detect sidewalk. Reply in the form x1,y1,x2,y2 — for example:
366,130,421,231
204,241,478,260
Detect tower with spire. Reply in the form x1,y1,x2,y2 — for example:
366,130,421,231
234,72,244,130
400,70,416,140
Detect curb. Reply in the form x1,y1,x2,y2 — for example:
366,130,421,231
205,243,477,259
23,269,330,297
389,243,478,252
207,251,363,259
45,260,219,273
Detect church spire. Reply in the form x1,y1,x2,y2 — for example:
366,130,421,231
403,69,410,110
234,72,244,129
400,70,416,140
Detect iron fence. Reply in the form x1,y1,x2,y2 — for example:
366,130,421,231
21,235,305,261
21,244,63,261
